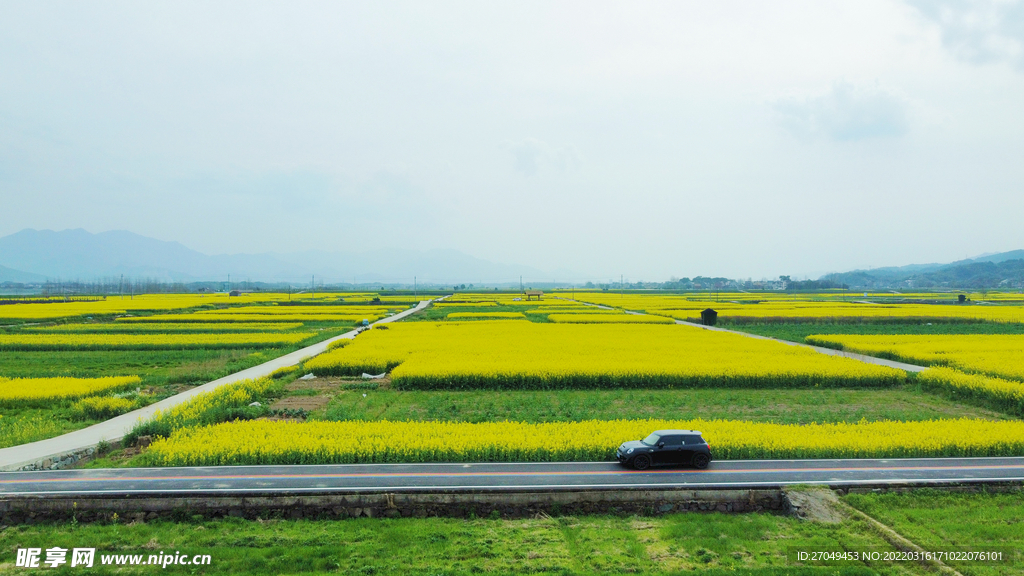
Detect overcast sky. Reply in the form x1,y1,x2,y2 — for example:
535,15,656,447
2,0,1023,281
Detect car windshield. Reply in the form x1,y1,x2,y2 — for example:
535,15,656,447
641,433,661,446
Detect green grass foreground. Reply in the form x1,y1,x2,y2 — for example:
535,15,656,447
0,512,889,575
318,386,1007,425
843,489,1024,576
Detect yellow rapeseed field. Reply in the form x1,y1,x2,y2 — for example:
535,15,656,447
0,332,314,350
567,293,1024,323
25,322,304,332
0,376,141,404
0,293,293,321
142,417,1024,466
445,312,526,319
805,334,1024,381
303,321,905,388
918,367,1024,414
546,313,674,324
129,377,275,441
71,396,138,419
193,306,393,316
523,308,621,315
118,314,378,323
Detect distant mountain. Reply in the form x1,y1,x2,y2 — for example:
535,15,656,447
822,249,1024,290
0,229,549,284
952,249,1024,266
0,264,45,283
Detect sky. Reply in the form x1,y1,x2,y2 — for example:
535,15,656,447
2,0,1023,282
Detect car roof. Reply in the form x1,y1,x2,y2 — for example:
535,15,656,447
652,429,702,435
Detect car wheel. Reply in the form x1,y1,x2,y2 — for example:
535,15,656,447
692,453,710,469
632,455,651,470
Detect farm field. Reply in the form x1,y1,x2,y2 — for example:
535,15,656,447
317,386,1004,424
0,293,412,447
63,289,1024,470
566,291,1024,324
142,416,1024,466
304,321,904,388
803,334,1024,381
4,484,1016,576
843,489,1024,576
7,289,1024,471
734,321,1024,344
0,508,898,576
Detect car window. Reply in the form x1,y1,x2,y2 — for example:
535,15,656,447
641,432,661,446
661,435,682,446
683,435,701,444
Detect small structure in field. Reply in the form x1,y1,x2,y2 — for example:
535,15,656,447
525,290,543,301
700,308,718,326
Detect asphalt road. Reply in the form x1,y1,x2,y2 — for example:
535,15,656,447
3,457,1022,497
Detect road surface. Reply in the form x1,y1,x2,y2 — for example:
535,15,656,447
0,299,435,471
2,457,1022,496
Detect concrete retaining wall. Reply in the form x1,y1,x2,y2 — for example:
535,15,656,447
1,489,789,524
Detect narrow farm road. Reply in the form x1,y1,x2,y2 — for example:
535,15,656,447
0,299,437,471
3,457,1022,496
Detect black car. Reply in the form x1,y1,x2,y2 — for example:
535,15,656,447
615,429,712,470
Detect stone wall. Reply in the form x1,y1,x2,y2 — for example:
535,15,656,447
16,446,98,472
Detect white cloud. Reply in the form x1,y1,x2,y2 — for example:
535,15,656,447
774,82,910,141
909,0,1024,69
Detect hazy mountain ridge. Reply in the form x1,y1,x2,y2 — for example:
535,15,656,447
1,228,1020,289
0,229,548,284
823,250,1024,290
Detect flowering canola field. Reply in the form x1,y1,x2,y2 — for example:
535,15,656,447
805,334,1024,381
118,314,377,323
445,312,526,320
193,306,392,316
918,367,1024,415
25,322,305,333
0,293,303,322
546,313,674,324
0,332,314,351
142,417,1024,466
0,376,141,405
304,321,904,388
568,293,1024,324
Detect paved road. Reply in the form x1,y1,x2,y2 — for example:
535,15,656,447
1,458,1021,496
0,300,435,471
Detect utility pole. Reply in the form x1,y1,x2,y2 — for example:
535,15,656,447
119,274,123,300
520,275,523,293
414,276,417,298
312,275,315,300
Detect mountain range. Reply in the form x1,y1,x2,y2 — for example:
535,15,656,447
1,228,1021,289
822,250,1024,290
0,229,547,285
